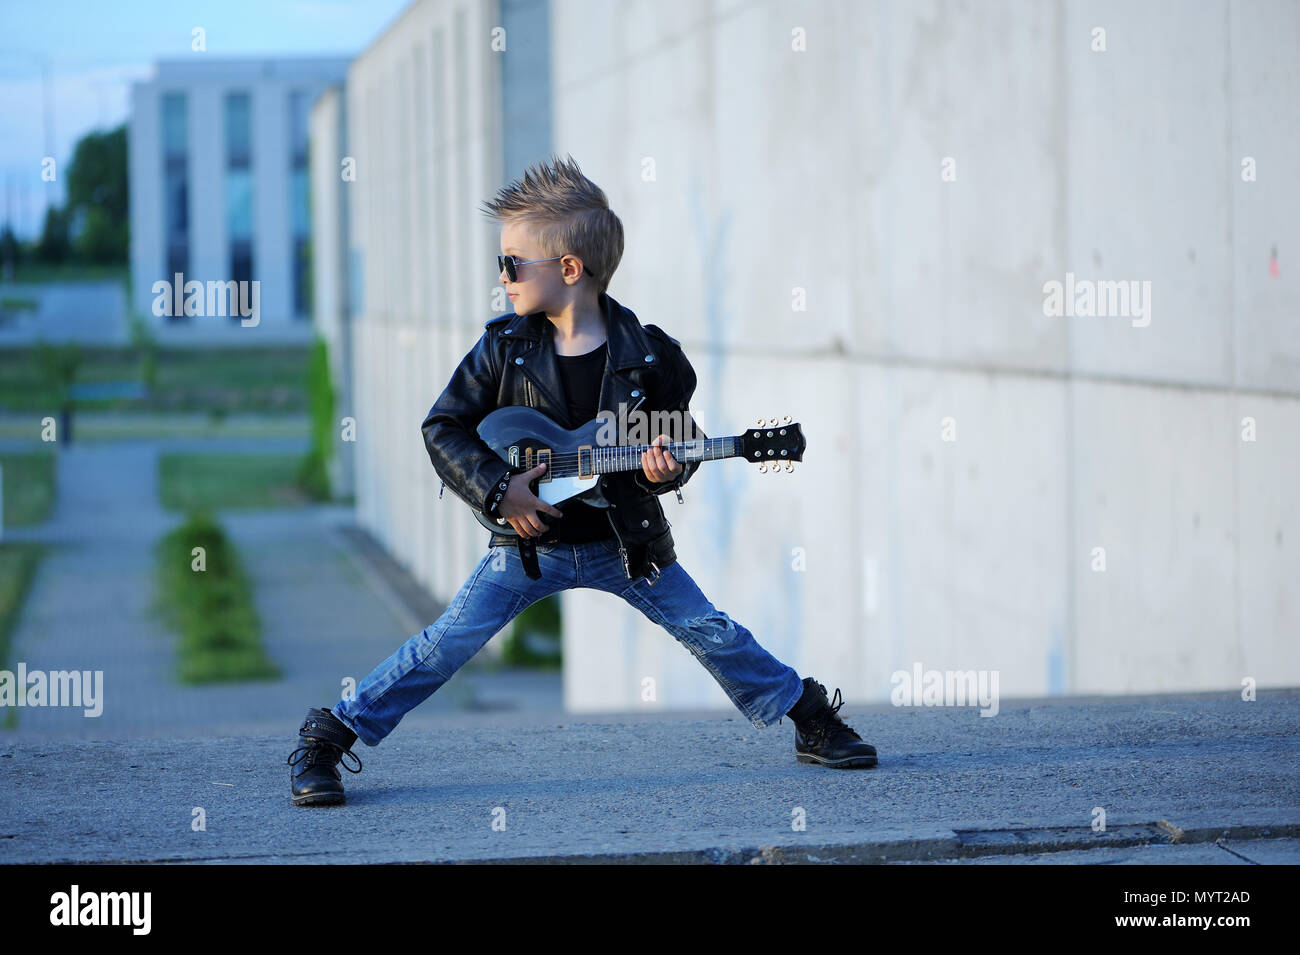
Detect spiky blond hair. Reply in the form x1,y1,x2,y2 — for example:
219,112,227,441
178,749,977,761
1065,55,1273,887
480,153,623,294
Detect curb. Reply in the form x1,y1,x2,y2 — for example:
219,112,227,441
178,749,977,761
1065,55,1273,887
456,820,1300,865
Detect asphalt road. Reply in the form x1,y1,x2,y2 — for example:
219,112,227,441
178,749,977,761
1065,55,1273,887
1,690,1297,864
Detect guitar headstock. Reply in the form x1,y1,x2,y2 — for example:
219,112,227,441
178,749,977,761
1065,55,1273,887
739,415,806,473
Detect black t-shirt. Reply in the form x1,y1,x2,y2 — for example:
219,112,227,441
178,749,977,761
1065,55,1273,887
548,341,615,543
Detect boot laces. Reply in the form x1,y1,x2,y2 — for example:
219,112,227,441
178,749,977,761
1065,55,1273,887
287,739,362,774
806,686,862,745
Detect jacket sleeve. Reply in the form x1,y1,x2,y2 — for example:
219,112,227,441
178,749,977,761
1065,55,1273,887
420,329,515,516
631,335,706,497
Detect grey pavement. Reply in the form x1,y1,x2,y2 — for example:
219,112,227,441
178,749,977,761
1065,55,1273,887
0,281,127,345
0,692,1296,864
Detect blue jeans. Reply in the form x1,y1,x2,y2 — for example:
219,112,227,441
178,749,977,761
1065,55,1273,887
332,537,805,745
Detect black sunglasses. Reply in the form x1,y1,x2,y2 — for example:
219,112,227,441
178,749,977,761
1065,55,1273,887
498,253,595,282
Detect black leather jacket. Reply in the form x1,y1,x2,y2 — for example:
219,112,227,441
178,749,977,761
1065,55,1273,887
421,290,704,582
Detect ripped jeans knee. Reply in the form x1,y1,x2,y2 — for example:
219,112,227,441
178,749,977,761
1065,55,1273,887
675,609,738,654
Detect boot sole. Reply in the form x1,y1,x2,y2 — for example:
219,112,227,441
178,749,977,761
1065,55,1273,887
796,753,878,769
291,791,346,806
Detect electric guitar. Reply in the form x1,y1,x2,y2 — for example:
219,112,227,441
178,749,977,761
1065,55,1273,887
465,406,807,536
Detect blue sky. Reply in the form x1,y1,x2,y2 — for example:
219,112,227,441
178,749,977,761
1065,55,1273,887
0,0,413,238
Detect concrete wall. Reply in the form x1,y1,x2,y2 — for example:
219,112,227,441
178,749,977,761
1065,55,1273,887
551,0,1300,712
340,0,510,629
129,57,349,343
310,86,355,498
325,0,1298,716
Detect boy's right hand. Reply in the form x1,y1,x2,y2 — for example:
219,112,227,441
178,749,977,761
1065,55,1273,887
497,462,564,538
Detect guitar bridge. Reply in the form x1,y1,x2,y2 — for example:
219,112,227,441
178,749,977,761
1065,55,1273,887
514,445,551,481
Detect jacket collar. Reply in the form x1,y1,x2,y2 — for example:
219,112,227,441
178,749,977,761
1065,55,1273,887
493,291,661,372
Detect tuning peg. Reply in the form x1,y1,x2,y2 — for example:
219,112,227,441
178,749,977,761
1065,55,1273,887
784,461,794,472
757,462,767,473
782,414,792,424
756,417,765,426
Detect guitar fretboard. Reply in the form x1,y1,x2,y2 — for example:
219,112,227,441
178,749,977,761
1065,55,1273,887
594,436,738,474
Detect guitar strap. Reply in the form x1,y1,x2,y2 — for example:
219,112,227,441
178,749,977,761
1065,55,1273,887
516,533,542,580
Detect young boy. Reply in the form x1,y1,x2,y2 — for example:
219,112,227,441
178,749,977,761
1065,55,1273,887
288,155,877,806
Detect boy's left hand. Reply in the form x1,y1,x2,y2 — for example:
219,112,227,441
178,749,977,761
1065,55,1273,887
641,434,682,483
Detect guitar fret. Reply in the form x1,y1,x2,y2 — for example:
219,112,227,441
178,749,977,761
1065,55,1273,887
572,436,748,478
591,436,742,474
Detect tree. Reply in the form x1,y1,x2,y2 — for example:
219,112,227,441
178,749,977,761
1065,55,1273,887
35,205,71,263
36,124,130,266
77,205,121,263
66,125,128,263
0,224,21,273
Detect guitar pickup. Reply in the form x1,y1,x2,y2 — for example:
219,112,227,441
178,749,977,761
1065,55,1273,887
536,447,551,480
577,445,594,479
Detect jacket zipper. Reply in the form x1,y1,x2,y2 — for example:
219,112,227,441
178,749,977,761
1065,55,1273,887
605,509,633,580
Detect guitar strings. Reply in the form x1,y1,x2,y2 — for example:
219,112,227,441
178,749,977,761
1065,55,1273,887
505,439,742,470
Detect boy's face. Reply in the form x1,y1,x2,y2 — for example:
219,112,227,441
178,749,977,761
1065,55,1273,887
499,220,579,316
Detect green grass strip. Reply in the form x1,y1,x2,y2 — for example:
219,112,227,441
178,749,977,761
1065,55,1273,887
159,453,311,511
0,451,56,527
0,344,310,414
153,512,280,684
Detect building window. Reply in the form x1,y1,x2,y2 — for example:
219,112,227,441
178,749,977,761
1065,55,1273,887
231,238,253,290
225,91,254,323
161,92,188,322
289,90,311,318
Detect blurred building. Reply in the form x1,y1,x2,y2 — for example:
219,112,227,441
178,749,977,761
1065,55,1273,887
129,57,349,342
313,0,1300,714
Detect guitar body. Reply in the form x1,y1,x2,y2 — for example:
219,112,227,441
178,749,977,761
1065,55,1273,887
466,405,806,537
473,406,611,534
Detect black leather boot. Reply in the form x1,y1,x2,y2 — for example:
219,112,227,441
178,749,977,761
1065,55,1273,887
786,677,878,768
287,707,363,806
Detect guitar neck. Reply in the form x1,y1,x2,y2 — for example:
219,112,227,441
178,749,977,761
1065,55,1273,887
594,436,741,475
